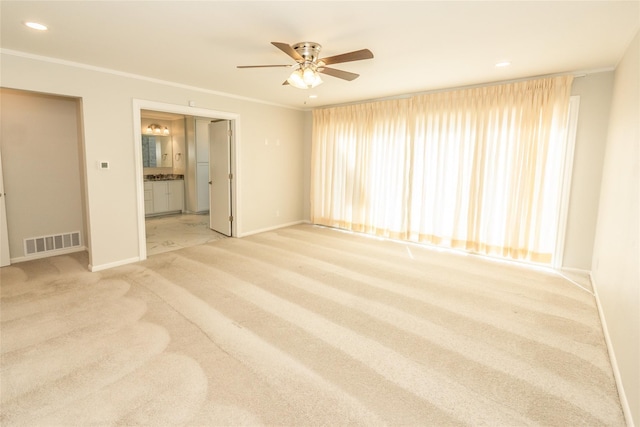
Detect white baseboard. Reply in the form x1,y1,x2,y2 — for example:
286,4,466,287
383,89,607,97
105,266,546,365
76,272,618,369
560,266,591,275
238,220,307,238
556,267,593,294
590,273,635,427
10,246,87,264
89,256,140,272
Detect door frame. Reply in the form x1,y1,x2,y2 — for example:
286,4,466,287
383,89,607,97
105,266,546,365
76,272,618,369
0,148,10,267
132,99,240,261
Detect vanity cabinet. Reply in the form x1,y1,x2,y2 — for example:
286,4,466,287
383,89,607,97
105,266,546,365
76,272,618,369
144,180,184,216
144,182,154,213
167,180,184,211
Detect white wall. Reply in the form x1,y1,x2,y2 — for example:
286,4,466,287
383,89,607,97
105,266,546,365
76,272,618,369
1,52,308,270
170,118,186,176
0,88,87,260
563,72,615,270
591,31,639,426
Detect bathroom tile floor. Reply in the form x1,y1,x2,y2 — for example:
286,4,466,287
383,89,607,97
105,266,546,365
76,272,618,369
145,213,228,256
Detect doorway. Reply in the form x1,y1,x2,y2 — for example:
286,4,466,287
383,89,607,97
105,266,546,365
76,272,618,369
133,100,239,261
1,88,88,266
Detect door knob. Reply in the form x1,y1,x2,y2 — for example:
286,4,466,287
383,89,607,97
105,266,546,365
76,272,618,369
208,181,212,184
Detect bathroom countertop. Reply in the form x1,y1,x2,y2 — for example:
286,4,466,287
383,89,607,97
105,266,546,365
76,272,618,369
144,174,184,181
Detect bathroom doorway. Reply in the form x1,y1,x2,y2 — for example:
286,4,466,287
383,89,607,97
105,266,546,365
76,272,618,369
133,100,239,261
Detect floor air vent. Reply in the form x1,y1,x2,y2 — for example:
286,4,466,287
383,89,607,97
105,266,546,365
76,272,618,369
24,232,81,256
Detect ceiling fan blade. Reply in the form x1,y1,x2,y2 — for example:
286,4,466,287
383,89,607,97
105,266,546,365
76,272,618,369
237,65,291,68
271,42,303,61
320,49,373,66
319,67,360,81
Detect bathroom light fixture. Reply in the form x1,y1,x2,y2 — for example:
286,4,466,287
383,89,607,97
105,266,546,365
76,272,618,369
146,124,170,135
287,62,323,89
25,22,48,31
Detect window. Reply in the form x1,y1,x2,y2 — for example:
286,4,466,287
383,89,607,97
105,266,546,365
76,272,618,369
311,76,574,264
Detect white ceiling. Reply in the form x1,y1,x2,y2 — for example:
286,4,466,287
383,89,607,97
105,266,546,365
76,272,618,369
1,1,638,109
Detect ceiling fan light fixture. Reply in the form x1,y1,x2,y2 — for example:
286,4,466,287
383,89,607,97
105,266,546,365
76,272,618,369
287,69,305,89
287,64,322,89
302,67,317,85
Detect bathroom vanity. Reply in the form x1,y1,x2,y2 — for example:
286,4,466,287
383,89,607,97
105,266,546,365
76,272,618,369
144,176,184,216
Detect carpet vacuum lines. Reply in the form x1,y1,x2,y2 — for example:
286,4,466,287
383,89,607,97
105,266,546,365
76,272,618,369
158,250,538,425
226,230,611,369
0,224,626,426
171,242,620,423
130,264,385,426
190,240,620,423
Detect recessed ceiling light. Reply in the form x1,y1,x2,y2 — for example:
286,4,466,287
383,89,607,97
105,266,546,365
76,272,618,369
495,61,511,68
25,22,48,31
309,95,318,99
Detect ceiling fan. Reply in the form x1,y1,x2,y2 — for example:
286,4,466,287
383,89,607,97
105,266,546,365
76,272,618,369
237,42,374,89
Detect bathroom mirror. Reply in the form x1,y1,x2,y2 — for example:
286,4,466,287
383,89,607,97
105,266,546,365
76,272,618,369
142,135,173,168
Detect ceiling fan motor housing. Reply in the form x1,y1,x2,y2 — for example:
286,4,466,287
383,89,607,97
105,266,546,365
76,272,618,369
292,42,322,63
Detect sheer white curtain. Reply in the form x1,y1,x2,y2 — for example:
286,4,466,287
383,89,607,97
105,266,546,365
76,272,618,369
311,100,413,238
311,76,574,263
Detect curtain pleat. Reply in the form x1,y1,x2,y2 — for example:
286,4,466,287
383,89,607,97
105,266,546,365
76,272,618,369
311,76,573,263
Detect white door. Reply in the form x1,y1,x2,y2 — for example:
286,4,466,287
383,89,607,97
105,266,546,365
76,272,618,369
0,149,10,266
209,121,232,236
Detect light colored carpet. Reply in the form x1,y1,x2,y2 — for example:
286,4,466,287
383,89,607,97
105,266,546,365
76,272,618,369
0,224,625,426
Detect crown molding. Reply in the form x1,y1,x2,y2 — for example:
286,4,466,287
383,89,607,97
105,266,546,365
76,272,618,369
0,48,303,111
